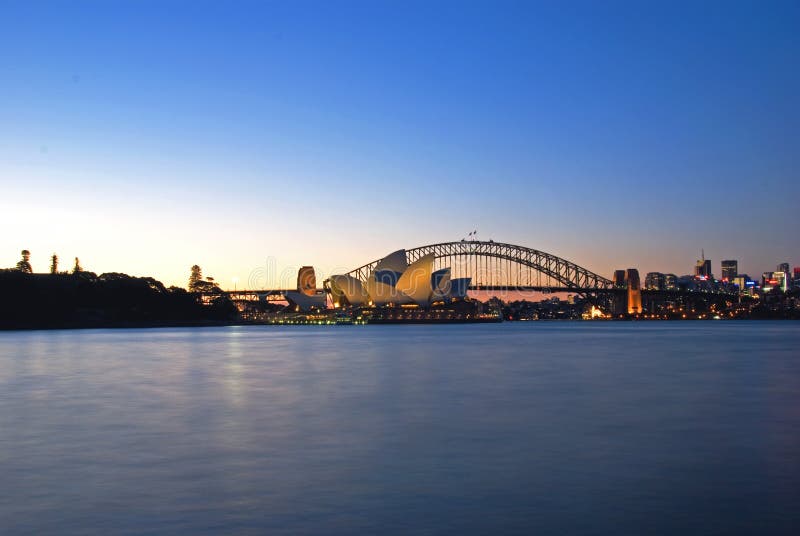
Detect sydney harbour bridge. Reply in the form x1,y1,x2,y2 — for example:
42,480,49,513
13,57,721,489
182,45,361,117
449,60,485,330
343,241,614,293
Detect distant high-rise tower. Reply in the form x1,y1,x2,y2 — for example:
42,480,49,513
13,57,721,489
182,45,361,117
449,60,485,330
695,250,712,279
721,260,738,282
777,263,791,289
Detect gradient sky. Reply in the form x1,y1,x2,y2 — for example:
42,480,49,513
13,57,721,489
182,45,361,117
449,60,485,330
2,0,798,288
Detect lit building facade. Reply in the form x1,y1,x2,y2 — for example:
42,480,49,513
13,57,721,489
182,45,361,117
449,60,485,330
721,260,738,282
733,275,755,295
762,271,788,292
695,258,712,280
664,274,678,290
644,272,665,290
777,263,791,287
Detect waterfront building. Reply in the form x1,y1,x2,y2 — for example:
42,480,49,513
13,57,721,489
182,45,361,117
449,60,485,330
328,250,471,308
328,274,370,306
721,260,738,282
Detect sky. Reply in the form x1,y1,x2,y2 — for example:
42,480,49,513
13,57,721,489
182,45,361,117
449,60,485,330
1,0,798,288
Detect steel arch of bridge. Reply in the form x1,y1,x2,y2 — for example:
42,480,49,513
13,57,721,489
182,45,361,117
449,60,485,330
345,241,614,292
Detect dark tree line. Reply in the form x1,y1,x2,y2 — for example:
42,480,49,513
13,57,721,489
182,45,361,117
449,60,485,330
1,257,238,329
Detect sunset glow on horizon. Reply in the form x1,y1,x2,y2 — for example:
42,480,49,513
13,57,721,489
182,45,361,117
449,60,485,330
2,1,798,288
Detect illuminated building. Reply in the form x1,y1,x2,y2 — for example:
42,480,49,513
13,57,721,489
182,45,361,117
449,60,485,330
733,275,755,295
365,249,408,306
644,272,665,290
664,274,678,290
777,263,791,287
762,271,788,292
695,253,712,280
328,250,471,308
721,260,738,282
328,274,370,306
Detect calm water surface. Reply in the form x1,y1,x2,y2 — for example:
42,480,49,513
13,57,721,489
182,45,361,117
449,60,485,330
1,322,799,535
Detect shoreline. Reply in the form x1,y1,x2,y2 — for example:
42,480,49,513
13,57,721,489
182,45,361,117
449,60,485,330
2,316,799,332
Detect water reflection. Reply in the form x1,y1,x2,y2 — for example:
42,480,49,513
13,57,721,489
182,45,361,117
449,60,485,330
0,322,799,535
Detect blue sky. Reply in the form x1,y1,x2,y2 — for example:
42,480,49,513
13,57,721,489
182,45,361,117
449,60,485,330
1,0,798,287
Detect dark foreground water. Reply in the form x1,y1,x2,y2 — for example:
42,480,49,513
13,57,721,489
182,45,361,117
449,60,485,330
1,322,799,535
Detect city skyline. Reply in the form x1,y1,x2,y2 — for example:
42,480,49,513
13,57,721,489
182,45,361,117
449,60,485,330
2,1,799,288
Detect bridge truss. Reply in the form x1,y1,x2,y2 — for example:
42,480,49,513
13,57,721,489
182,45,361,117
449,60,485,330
345,241,614,294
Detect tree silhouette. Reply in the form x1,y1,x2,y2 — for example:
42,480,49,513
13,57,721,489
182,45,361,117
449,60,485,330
0,269,241,328
16,250,32,273
189,265,202,291
73,257,83,274
50,254,58,274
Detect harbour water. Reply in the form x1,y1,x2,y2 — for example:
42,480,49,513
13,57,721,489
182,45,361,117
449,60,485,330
1,322,799,535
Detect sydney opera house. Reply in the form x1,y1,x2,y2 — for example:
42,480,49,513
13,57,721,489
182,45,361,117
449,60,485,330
284,250,470,311
327,250,470,308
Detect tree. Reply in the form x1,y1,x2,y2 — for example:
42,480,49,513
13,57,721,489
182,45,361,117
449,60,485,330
16,250,32,273
73,257,83,274
50,254,58,274
189,265,202,291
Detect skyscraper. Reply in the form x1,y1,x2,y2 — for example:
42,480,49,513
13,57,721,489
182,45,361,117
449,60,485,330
695,259,712,279
721,260,738,282
777,263,791,288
